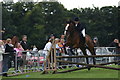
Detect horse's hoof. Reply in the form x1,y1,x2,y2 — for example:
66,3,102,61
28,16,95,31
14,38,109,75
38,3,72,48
52,71,57,74
88,68,91,71
42,71,48,74
72,53,75,55
87,66,91,71
64,53,68,55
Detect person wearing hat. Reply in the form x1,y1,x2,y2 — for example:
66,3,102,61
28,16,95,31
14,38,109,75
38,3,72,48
74,17,86,44
93,37,99,47
50,34,55,40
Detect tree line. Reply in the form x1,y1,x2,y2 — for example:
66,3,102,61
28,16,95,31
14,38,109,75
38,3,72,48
2,2,120,49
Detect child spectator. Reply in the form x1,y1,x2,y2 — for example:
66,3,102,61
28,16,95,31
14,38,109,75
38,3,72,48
58,39,65,55
14,43,24,72
55,38,60,56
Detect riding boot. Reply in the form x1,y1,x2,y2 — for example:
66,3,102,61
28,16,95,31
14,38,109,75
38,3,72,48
81,34,86,45
82,36,85,44
82,36,88,49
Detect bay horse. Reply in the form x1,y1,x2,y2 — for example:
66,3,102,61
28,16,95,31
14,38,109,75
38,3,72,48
63,20,96,69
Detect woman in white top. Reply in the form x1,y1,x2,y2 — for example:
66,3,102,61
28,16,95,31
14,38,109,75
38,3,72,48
0,40,5,75
43,39,53,59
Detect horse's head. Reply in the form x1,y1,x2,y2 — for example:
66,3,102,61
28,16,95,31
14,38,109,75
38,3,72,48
64,20,75,36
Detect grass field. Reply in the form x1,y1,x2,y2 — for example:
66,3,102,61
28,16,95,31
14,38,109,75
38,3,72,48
2,65,120,79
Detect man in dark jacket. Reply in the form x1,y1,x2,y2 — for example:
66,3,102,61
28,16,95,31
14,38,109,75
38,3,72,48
74,17,86,44
109,39,119,48
20,35,29,51
20,35,29,66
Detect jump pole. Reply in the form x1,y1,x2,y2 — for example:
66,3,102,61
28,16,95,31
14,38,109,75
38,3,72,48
57,60,120,71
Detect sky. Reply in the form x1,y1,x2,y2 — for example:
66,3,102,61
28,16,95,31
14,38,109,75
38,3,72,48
58,0,120,10
0,0,120,10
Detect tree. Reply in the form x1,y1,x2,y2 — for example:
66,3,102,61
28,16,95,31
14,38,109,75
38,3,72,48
2,2,119,48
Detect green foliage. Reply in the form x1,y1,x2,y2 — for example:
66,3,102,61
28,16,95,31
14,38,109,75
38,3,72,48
2,2,119,48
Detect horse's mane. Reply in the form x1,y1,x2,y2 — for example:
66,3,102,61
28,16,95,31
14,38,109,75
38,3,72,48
67,20,75,25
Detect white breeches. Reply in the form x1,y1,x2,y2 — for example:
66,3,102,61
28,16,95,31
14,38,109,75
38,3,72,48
82,29,85,37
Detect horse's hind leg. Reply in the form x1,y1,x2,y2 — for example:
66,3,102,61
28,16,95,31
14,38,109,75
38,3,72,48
87,47,96,65
80,47,91,70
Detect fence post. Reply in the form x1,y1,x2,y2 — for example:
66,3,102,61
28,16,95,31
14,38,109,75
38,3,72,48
52,40,57,73
42,39,57,74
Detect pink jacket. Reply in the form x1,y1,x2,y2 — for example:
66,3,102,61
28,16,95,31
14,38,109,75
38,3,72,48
14,48,24,57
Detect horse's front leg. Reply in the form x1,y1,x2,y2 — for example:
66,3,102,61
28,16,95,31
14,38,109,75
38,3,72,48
63,43,68,54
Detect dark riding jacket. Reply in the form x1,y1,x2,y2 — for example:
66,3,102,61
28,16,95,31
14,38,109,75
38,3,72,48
75,23,86,33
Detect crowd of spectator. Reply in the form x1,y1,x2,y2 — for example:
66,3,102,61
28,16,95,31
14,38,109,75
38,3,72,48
0,35,30,77
0,34,65,76
43,34,65,59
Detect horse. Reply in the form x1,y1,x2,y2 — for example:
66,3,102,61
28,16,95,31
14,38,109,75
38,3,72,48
63,20,96,69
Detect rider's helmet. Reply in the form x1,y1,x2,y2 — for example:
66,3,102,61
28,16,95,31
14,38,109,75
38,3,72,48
74,17,79,21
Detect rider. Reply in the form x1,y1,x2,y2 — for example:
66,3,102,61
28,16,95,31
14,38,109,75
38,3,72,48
74,17,86,45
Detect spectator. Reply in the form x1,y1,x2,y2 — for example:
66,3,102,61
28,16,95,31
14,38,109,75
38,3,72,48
117,43,120,65
43,39,53,59
115,41,120,64
109,39,119,48
32,45,38,52
58,39,65,55
55,38,60,56
3,38,14,77
0,40,5,75
42,39,53,70
93,37,99,47
46,34,55,43
20,35,29,67
20,35,29,51
14,43,24,72
11,36,19,48
60,35,65,40
50,34,55,40
32,45,38,56
109,39,119,63
58,39,65,65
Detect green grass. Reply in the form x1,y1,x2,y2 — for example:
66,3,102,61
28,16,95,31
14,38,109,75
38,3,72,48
3,65,120,78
